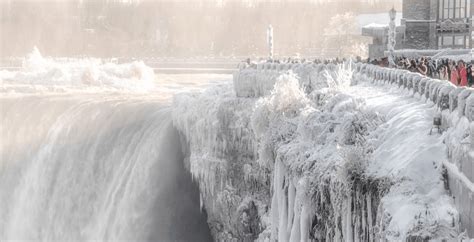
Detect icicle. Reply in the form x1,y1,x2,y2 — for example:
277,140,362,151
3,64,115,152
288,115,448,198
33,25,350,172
287,181,296,235
278,183,288,242
300,199,310,242
289,198,301,242
354,188,360,242
270,160,281,241
334,220,341,242
367,192,373,242
344,196,353,242
326,227,330,242
354,217,360,242
361,194,367,242
199,193,203,212
290,178,307,242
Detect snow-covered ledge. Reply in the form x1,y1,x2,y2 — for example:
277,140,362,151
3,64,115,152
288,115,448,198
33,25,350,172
354,63,474,237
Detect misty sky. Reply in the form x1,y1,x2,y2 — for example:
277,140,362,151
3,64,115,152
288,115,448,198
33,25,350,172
0,0,401,58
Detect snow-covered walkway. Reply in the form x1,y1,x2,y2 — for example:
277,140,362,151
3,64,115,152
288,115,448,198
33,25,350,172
347,83,457,239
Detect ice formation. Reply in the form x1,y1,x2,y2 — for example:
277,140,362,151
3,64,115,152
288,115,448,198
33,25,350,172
173,61,470,241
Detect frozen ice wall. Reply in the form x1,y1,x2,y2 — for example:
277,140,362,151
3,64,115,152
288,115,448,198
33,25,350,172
172,61,466,240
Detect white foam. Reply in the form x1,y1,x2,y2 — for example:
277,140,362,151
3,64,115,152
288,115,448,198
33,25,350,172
1,48,155,92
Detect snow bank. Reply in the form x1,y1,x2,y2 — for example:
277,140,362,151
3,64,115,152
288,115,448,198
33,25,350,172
173,61,462,241
0,48,155,92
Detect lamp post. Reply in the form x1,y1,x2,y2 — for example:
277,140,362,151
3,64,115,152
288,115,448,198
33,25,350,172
267,25,274,61
388,7,397,67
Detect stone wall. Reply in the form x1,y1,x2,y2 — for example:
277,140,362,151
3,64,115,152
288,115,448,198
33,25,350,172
403,0,432,20
401,0,438,49
404,21,432,49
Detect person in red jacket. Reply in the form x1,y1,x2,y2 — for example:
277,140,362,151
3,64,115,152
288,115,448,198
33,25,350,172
458,60,468,86
450,61,459,86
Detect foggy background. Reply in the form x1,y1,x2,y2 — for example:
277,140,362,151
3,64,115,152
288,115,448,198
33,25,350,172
0,0,401,59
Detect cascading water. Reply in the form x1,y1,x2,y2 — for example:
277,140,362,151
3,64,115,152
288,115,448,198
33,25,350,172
0,49,235,240
0,49,231,240
0,93,213,241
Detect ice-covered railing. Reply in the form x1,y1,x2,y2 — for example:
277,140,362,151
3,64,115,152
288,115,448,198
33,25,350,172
353,63,474,122
353,62,474,237
233,61,341,97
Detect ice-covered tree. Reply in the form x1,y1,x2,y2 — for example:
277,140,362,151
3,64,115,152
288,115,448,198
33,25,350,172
322,12,368,58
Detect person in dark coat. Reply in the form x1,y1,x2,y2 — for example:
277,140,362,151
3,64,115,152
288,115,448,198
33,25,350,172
468,64,474,87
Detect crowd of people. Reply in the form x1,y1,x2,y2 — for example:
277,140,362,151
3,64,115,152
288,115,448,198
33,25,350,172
248,56,474,88
392,57,473,87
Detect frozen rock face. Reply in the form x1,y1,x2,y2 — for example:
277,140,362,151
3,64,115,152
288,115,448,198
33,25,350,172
172,63,462,241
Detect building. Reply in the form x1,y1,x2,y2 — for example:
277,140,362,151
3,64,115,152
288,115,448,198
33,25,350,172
363,0,473,59
402,0,473,49
362,23,404,59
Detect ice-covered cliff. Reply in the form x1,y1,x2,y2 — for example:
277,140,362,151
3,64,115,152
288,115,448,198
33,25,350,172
172,62,468,241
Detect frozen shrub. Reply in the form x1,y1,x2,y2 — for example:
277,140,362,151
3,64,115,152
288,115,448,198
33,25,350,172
412,76,422,93
458,89,472,116
465,93,474,122
448,88,463,112
340,147,368,182
438,85,454,110
471,123,474,149
406,75,413,90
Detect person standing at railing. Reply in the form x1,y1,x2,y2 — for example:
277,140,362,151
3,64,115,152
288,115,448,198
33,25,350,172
439,65,449,81
417,58,428,76
468,64,474,87
458,60,468,86
450,61,460,86
408,60,417,73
